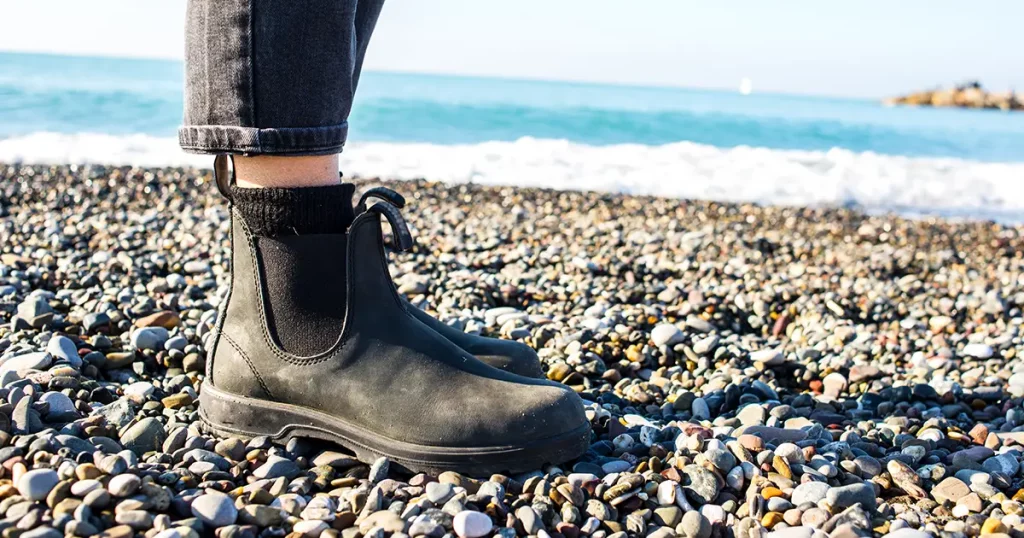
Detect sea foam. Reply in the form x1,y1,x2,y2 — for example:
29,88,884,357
1,132,1022,221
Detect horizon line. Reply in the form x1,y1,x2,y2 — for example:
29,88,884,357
0,48,882,100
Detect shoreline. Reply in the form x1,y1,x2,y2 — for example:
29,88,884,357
1,163,1024,537
4,141,1024,225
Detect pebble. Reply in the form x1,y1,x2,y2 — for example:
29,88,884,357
191,494,237,527
17,468,59,501
651,324,683,347
792,481,831,506
108,474,141,497
121,417,166,455
426,482,455,504
253,455,301,480
39,391,78,421
1,351,52,379
826,483,876,511
883,530,932,538
46,335,82,367
963,343,994,359
3,166,1024,538
679,511,711,538
131,327,170,351
453,510,492,538
932,477,971,503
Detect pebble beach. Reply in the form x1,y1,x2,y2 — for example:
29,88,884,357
1,162,1024,538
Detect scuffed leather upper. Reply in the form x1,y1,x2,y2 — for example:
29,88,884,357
408,305,546,379
210,207,588,448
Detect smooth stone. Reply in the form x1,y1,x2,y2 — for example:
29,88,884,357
359,510,405,534
678,511,711,538
776,443,806,464
751,348,784,366
826,482,876,511
108,474,141,497
737,405,766,426
651,324,684,347
40,391,78,421
130,327,170,351
822,373,847,398
691,397,710,420
17,468,60,501
426,482,455,504
312,450,360,468
46,336,82,367
453,510,493,538
652,506,682,527
963,343,994,359
368,457,389,484
766,528,815,538
239,505,284,527
515,506,543,535
601,460,632,474
116,510,154,530
681,465,720,505
123,382,155,402
253,455,301,480
932,477,971,503
82,313,111,332
741,426,808,444
292,521,329,537
120,417,166,455
71,479,102,496
882,530,933,538
1,352,52,378
792,482,831,506
191,493,238,527
12,397,42,434
982,454,1019,476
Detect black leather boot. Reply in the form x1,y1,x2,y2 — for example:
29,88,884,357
406,303,545,378
199,159,590,475
354,188,546,379
362,188,546,379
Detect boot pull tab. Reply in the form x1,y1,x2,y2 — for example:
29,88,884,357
213,154,235,200
356,187,406,213
364,201,414,252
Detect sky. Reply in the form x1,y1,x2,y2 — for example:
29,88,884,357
0,0,1021,98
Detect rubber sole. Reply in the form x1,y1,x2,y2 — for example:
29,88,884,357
199,382,591,476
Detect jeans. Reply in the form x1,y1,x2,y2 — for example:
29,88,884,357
178,0,385,156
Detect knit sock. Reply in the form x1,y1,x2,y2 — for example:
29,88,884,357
230,183,356,236
232,184,355,356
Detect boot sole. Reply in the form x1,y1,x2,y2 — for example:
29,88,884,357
199,382,591,476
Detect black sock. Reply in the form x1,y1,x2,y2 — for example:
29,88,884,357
230,183,356,236
231,184,354,356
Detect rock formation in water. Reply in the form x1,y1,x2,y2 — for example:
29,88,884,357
885,81,1023,111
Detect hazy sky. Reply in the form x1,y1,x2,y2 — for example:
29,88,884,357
1,0,1021,97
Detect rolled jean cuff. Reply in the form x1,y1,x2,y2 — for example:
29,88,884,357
177,123,348,156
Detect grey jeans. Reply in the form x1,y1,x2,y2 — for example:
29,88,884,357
178,0,385,156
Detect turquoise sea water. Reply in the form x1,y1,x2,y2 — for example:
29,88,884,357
2,52,1022,162
2,51,1023,219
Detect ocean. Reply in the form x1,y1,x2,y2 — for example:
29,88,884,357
2,52,1023,219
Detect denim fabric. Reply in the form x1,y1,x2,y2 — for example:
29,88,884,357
179,0,385,156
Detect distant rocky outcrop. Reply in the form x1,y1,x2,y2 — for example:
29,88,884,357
884,81,1023,111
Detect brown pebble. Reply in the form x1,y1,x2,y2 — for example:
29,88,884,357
135,311,181,329
738,434,764,452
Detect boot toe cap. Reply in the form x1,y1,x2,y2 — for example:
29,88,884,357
491,383,590,447
473,340,545,379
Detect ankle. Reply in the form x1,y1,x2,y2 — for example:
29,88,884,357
234,155,340,188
